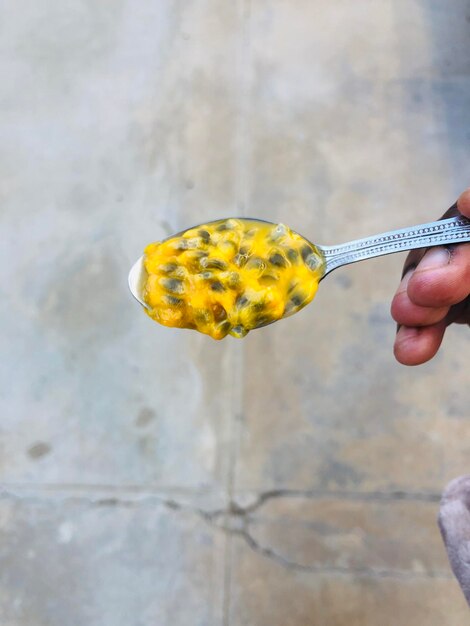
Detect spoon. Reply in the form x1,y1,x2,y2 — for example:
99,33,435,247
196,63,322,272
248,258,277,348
128,214,470,334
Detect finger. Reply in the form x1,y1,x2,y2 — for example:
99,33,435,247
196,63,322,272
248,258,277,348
393,321,446,366
457,188,470,219
446,297,470,326
407,244,470,308
441,201,460,220
391,269,449,326
399,249,426,279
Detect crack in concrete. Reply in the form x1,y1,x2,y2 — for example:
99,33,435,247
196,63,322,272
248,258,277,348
195,487,442,525
190,502,454,581
0,485,449,580
154,495,453,582
233,527,454,580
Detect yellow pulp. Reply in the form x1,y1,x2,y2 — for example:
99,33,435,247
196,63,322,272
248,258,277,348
142,218,325,340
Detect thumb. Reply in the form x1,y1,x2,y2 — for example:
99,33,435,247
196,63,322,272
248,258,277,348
457,188,470,220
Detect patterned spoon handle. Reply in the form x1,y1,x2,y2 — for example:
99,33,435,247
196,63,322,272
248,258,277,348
319,216,470,277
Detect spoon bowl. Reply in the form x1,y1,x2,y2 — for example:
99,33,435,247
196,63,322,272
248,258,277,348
129,214,470,338
128,256,149,310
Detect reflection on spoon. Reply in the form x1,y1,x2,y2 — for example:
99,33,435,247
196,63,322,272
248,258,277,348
129,214,470,340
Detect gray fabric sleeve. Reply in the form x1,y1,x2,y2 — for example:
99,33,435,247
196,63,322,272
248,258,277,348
438,475,470,606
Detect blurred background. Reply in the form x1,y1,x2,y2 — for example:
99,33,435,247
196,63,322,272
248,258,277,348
1,1,470,624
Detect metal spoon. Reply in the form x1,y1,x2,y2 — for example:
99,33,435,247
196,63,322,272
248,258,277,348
129,215,470,311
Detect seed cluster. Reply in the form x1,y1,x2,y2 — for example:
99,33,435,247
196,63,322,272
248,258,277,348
143,218,324,339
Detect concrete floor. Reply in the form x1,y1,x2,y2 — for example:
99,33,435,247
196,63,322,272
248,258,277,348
1,1,470,624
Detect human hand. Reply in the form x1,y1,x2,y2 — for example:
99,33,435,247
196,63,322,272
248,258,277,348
391,189,470,365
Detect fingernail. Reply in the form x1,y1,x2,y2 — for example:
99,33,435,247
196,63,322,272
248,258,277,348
416,247,450,271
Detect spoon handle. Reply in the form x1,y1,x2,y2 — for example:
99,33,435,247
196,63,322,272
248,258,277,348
319,215,470,277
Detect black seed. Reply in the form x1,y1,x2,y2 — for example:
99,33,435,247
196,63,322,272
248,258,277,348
198,229,211,243
163,295,183,306
212,303,227,321
185,250,209,269
234,254,247,268
287,248,299,263
246,256,265,271
163,278,185,294
210,281,226,292
252,300,266,312
269,252,287,267
239,246,250,256
210,258,228,270
217,320,231,335
284,300,300,315
195,309,211,324
301,244,313,261
254,314,274,327
236,295,250,308
187,250,209,261
230,325,248,338
174,239,189,251
269,224,288,241
259,274,278,284
186,237,206,249
290,291,307,307
216,221,232,231
226,272,240,289
170,267,186,278
159,263,178,274
201,257,228,270
305,254,321,270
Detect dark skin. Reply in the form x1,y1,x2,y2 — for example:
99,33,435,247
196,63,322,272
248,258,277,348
391,188,470,366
